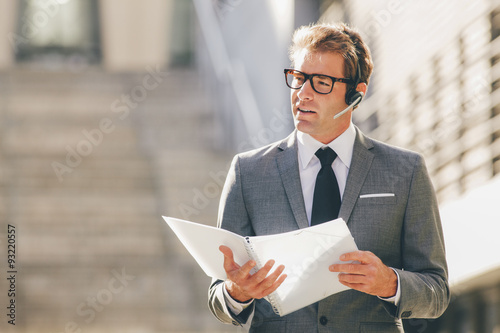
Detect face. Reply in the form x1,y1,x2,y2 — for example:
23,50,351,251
291,50,352,144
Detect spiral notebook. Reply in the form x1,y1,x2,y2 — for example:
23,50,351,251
163,216,358,316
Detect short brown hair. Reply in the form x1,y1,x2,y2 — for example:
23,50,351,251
289,23,374,85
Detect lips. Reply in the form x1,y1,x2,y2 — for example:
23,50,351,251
298,107,316,114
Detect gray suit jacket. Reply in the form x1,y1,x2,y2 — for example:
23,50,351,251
208,128,449,332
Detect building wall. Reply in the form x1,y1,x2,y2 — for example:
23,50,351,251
1,0,320,150
319,1,500,332
0,0,18,69
0,0,176,72
336,0,495,205
99,0,174,71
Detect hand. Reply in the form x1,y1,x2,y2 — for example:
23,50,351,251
329,250,397,298
219,245,287,302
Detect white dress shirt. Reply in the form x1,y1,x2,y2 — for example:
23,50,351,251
296,123,356,225
224,123,400,315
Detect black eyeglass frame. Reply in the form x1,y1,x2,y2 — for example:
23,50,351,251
284,68,355,95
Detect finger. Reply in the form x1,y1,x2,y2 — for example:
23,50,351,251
330,262,368,275
258,264,285,289
219,245,239,271
338,279,366,291
257,264,285,285
250,260,276,283
259,273,287,297
237,259,257,278
220,246,257,279
267,264,285,280
255,268,287,299
338,272,366,284
340,250,374,264
219,245,233,259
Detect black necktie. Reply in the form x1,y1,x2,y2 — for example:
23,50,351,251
311,147,341,226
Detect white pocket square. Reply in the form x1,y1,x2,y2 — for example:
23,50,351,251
359,193,395,199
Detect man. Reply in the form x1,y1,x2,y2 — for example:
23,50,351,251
208,23,449,332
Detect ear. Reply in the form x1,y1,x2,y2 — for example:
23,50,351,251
356,82,367,95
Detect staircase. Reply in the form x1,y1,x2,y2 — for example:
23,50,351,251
0,67,237,332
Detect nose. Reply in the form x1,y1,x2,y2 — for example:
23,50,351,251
297,79,314,101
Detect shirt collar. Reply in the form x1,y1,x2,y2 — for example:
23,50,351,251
297,122,356,170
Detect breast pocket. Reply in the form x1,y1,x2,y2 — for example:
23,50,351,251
358,193,397,205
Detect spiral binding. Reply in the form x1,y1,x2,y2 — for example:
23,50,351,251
245,236,283,316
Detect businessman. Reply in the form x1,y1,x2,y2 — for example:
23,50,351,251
208,23,449,332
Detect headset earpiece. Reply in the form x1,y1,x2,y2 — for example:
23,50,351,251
346,91,363,107
345,62,363,106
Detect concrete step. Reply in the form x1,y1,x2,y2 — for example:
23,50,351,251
5,156,154,190
5,92,123,118
16,265,180,330
9,192,156,216
19,230,165,264
0,67,236,333
2,125,139,156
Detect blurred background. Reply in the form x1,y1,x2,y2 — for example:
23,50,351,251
0,0,499,332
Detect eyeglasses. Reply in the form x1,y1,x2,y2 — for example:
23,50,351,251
284,69,354,94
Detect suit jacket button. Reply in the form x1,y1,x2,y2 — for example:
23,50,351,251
319,316,328,325
401,311,412,318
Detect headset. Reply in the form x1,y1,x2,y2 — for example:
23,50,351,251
345,61,363,105
334,61,364,119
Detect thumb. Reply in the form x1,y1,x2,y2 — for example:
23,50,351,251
219,245,239,271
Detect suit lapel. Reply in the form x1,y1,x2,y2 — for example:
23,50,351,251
340,127,374,224
276,131,309,229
